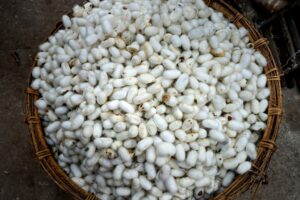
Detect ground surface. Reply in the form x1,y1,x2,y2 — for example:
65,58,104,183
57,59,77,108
0,0,299,200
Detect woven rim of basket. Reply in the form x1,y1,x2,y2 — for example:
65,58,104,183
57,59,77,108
24,0,282,199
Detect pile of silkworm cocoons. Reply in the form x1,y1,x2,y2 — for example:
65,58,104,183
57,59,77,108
31,0,270,199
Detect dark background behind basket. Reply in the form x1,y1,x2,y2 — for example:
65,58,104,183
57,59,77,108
0,0,299,200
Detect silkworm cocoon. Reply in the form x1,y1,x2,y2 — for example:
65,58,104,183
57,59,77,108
223,158,239,170
46,121,60,133
254,52,267,67
221,147,236,159
239,53,251,68
222,171,235,187
62,15,72,28
249,63,262,76
195,176,211,187
166,176,177,194
198,40,209,54
144,107,157,119
195,0,206,9
171,35,182,47
251,99,260,114
136,137,153,152
209,130,226,142
145,120,157,136
198,128,207,139
160,48,176,61
149,54,163,65
236,151,247,164
160,131,175,143
85,34,98,46
202,119,219,129
251,121,266,131
102,20,113,35
126,86,138,103
186,150,198,167
174,129,187,141
116,187,131,196
111,87,127,99
113,164,125,181
162,59,176,70
187,76,198,90
114,122,127,133
83,125,93,138
198,54,213,63
126,41,139,53
257,88,270,100
196,146,206,162
204,149,215,167
132,191,145,200
247,114,257,124
144,163,156,180
212,95,226,111
156,142,176,156
257,74,267,88
119,100,135,113
118,147,132,163
193,69,210,83
232,49,242,63
160,76,173,87
168,120,181,131
171,169,185,178
152,114,167,131
150,187,163,198
140,175,152,191
246,143,257,160
94,137,113,149
123,169,138,180
258,113,268,122
106,100,119,110
124,139,137,149
145,26,158,36
189,40,199,51
188,169,203,180
235,136,248,152
231,30,240,46
71,177,85,187
259,99,268,113
71,114,84,129
100,62,115,73
180,35,191,50
146,146,156,163
138,73,155,84
137,123,148,139
149,37,162,52
61,121,72,130
209,36,219,49
174,73,189,92
239,90,253,101
182,95,195,105
179,104,194,114
167,25,182,35
175,144,186,162
188,26,205,40
31,79,40,90
237,161,252,174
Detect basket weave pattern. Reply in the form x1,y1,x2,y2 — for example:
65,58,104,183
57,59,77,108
24,0,282,199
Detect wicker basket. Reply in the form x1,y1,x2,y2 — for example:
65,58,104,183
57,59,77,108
24,0,282,199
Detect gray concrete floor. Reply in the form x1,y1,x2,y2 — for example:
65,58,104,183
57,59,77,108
0,0,299,200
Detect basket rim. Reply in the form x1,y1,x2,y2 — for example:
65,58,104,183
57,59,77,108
24,0,282,200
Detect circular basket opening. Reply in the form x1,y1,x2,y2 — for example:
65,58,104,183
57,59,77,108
24,0,282,199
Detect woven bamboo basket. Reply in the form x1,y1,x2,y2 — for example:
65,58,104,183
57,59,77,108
24,0,282,199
